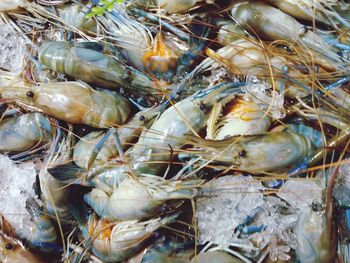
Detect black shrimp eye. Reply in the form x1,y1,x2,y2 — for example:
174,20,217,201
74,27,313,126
239,149,247,158
26,91,35,98
199,103,207,111
311,202,322,212
5,243,13,250
138,115,145,121
302,25,308,34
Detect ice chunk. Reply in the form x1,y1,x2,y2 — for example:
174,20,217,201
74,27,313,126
238,196,298,260
242,76,285,119
196,175,264,245
277,179,322,208
0,155,38,239
0,24,27,73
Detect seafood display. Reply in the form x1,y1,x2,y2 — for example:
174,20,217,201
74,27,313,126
0,0,350,262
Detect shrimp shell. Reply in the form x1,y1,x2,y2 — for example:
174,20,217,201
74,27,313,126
1,81,131,128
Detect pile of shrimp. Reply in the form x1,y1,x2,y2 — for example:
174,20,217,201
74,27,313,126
1,0,350,262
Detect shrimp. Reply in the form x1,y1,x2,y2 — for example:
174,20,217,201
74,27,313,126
0,80,131,128
84,174,202,221
130,9,211,81
143,32,179,82
293,168,338,263
141,236,194,263
130,0,210,13
215,19,249,46
73,103,167,169
124,82,245,176
74,211,179,262
95,7,153,72
206,94,271,140
193,39,336,97
294,206,336,263
57,3,97,32
230,1,345,66
22,198,58,253
268,0,350,29
191,251,245,263
187,130,313,173
40,123,75,219
157,0,217,14
0,215,44,263
0,112,52,152
38,41,156,96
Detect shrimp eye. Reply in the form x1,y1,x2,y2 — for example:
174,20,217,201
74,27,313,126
311,202,322,212
26,91,35,98
138,115,145,121
5,243,13,250
302,25,308,34
239,150,247,158
199,103,207,111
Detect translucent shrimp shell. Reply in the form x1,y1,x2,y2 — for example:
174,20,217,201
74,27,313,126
1,81,131,128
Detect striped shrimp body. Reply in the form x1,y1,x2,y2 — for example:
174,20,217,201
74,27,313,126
230,2,344,66
206,94,271,140
0,113,52,152
38,42,155,96
0,81,131,128
191,130,313,173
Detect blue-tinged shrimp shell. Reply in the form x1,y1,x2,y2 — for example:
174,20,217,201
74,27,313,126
0,113,52,152
38,41,155,96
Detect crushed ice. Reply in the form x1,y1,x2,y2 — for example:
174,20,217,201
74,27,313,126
196,176,325,261
277,179,322,208
0,154,39,239
196,175,264,245
242,75,286,119
0,24,28,73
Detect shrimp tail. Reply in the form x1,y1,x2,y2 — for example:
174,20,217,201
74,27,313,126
47,163,88,186
25,198,60,252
